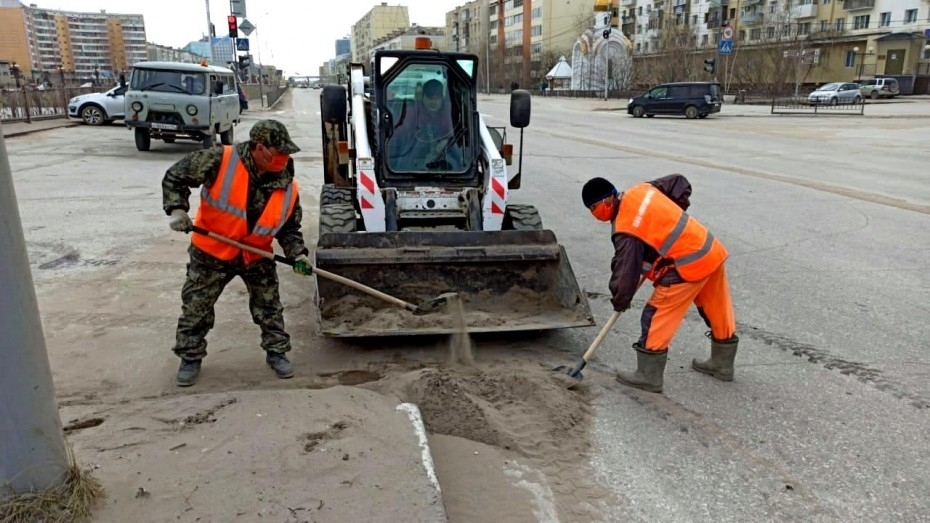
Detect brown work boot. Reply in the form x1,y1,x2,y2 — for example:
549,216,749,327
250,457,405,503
616,344,667,393
692,333,738,381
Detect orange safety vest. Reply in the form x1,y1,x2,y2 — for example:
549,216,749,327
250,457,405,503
192,145,299,264
613,182,727,282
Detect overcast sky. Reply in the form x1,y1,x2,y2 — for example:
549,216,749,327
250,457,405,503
30,0,458,75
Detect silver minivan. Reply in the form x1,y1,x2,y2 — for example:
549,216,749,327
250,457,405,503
124,61,241,151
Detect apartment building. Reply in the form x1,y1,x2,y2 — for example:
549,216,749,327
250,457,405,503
182,37,236,66
448,0,490,53
147,42,206,64
622,0,930,86
350,3,410,63
486,0,595,89
0,1,147,83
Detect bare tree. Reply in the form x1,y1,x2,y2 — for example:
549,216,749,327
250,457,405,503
633,17,701,86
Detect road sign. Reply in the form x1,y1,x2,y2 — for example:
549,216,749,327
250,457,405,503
719,40,733,56
722,26,734,41
238,19,255,36
236,38,250,52
230,0,247,17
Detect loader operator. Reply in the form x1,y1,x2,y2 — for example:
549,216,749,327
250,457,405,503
388,78,462,172
162,120,313,387
581,175,739,393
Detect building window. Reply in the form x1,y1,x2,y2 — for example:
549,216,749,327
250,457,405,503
532,7,542,18
819,20,829,31
531,25,542,36
531,42,541,55
853,15,869,29
798,22,811,34
835,19,845,31
879,12,890,27
905,9,917,23
738,29,746,40
766,26,775,38
513,0,523,7
701,34,708,46
750,28,761,40
845,50,856,67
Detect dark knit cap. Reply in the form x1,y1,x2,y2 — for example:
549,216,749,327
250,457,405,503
582,177,617,207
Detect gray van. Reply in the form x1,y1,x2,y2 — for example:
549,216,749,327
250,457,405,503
124,61,241,151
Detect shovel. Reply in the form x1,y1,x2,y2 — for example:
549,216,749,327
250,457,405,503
189,225,455,315
552,276,646,381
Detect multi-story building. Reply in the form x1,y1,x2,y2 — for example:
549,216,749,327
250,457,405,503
621,0,930,89
183,37,236,66
448,0,489,53
485,0,595,90
350,3,410,63
147,42,205,64
335,37,351,57
0,0,146,83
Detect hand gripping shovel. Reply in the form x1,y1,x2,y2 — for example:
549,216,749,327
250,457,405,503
552,276,646,381
189,225,455,315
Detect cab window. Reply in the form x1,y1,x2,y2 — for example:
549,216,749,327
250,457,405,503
130,68,206,95
649,86,668,98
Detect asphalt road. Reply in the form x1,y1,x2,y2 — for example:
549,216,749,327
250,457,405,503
5,90,929,522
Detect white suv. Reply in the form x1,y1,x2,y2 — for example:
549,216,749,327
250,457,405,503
68,84,127,125
859,78,899,99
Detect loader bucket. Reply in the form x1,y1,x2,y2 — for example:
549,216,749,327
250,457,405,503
313,230,595,337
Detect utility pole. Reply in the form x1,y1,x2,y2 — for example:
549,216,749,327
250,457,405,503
485,31,491,95
205,0,216,64
0,123,70,496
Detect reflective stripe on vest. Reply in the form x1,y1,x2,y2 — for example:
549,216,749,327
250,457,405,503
614,183,726,281
200,147,247,220
252,182,294,237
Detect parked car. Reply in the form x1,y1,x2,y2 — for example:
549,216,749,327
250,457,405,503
68,84,126,125
807,82,862,105
859,77,899,99
627,82,722,119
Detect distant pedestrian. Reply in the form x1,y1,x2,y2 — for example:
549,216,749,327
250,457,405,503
162,120,312,386
581,174,738,393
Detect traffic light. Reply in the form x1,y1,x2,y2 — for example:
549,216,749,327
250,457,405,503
703,58,716,74
227,15,238,38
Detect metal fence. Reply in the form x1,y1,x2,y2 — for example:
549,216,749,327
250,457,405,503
0,86,95,123
771,97,865,116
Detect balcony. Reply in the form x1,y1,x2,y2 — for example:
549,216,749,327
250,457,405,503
843,0,874,10
706,16,723,29
741,0,764,7
791,3,819,17
622,0,636,7
740,12,763,25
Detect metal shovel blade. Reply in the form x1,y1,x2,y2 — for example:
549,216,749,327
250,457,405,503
413,292,458,316
551,359,585,380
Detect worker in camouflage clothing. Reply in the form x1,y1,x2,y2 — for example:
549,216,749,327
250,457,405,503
162,120,313,386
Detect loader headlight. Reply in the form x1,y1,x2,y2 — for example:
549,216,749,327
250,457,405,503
186,104,198,116
131,101,143,112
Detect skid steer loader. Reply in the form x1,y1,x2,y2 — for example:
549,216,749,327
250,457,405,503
316,39,593,337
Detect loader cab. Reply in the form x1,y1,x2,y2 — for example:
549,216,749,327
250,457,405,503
373,50,479,186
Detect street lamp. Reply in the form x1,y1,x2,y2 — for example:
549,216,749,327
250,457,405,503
852,46,874,82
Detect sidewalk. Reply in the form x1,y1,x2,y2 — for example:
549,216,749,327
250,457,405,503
1,117,79,138
62,389,448,521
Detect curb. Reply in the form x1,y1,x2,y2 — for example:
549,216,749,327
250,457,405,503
3,121,80,138
396,402,448,521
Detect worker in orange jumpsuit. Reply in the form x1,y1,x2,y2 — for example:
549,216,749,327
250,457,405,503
581,175,738,393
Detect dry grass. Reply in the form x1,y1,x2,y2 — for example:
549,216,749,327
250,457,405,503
0,446,104,523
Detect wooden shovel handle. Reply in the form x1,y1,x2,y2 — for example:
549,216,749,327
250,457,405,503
190,225,417,312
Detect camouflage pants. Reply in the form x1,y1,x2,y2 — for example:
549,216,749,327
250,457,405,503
173,250,290,360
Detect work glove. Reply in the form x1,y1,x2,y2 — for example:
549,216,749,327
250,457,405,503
168,209,193,233
293,254,313,276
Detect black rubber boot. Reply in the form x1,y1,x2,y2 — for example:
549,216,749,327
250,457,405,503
616,344,667,393
692,334,738,381
266,352,294,379
176,359,202,387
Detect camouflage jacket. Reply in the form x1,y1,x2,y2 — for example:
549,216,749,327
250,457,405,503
162,142,308,260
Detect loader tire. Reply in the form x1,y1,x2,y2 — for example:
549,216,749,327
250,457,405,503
321,184,353,206
503,204,543,231
319,204,357,236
